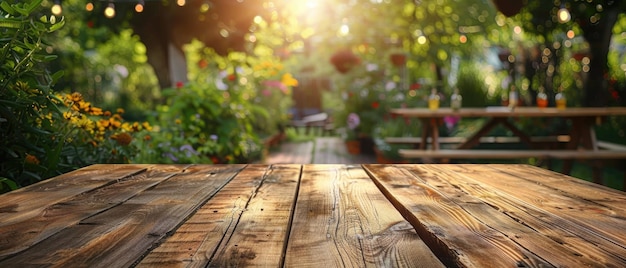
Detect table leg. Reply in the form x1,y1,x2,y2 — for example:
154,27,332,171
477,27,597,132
457,118,503,149
419,118,430,150
562,117,602,183
500,120,534,148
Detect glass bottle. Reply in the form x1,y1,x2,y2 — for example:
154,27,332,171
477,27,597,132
555,88,566,110
508,86,518,110
428,88,440,110
536,87,548,108
450,88,462,111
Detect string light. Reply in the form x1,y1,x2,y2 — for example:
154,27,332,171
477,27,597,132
557,7,571,23
51,0,62,15
135,0,145,13
85,2,94,12
104,2,116,18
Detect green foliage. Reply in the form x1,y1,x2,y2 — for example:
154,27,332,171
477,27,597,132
143,81,261,164
371,117,421,161
0,0,66,190
455,62,491,107
0,1,151,192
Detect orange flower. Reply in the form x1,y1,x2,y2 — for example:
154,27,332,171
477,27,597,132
89,107,103,116
143,135,152,141
25,154,40,165
117,108,125,114
111,132,132,146
104,111,112,117
70,92,83,102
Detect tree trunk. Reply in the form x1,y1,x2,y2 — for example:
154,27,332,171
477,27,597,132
580,8,619,107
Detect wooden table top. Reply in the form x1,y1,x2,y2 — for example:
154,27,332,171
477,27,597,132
1,164,625,267
391,106,626,118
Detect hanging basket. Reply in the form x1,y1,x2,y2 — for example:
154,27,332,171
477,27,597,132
330,49,361,74
491,0,525,17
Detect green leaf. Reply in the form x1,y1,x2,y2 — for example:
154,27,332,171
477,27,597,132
25,0,44,14
51,70,64,82
0,18,22,29
0,2,16,16
49,20,64,32
0,178,19,191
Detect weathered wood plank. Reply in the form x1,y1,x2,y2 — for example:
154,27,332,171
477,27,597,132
363,164,552,267
0,165,244,267
137,164,270,267
0,164,149,227
406,164,626,266
206,164,301,267
0,164,185,260
442,164,626,254
286,164,444,267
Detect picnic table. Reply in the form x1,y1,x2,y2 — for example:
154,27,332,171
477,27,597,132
1,164,625,267
390,107,626,182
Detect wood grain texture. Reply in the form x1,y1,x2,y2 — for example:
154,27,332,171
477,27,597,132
406,164,626,267
286,164,444,267
137,164,270,267
0,165,244,267
363,164,552,268
207,164,301,267
439,164,626,264
0,164,153,258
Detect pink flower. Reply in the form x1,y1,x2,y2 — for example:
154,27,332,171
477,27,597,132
347,113,360,130
262,89,272,96
264,80,288,94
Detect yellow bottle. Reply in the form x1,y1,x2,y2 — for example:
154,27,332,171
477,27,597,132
428,88,440,110
555,90,566,109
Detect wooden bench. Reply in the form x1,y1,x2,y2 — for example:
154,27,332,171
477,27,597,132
289,112,334,135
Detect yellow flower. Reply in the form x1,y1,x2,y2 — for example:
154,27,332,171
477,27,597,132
281,73,298,87
175,119,182,124
142,122,152,131
63,111,73,120
117,108,125,114
121,122,132,132
75,115,95,134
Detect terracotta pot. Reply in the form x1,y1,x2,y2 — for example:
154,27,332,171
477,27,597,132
345,140,361,155
491,0,524,17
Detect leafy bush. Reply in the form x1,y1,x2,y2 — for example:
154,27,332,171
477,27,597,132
141,81,261,164
1,0,66,191
0,1,152,192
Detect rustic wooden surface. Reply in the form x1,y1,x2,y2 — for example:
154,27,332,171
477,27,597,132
1,164,625,267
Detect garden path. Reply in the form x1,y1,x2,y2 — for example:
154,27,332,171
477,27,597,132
263,137,377,164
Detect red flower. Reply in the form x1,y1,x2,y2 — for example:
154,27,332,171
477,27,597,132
410,83,421,90
227,74,236,81
610,90,620,100
176,81,184,88
371,101,380,109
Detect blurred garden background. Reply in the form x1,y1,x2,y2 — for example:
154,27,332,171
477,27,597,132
1,0,626,192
